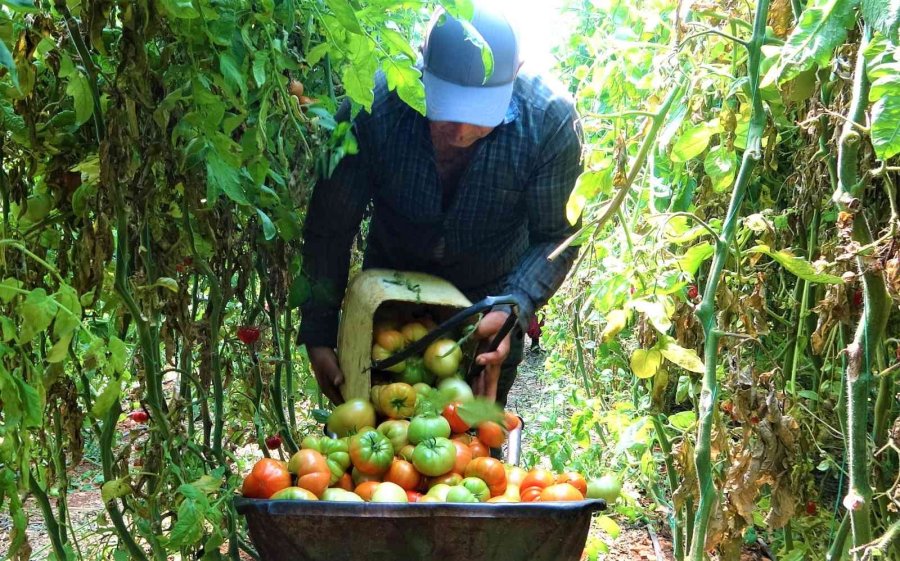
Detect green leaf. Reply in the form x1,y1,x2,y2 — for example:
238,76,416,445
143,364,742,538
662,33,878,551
109,336,128,373
766,0,858,85
870,82,900,160
65,71,94,126
675,375,691,404
53,285,81,339
671,122,716,162
458,19,493,82
630,348,662,379
0,0,38,13
384,58,425,116
153,277,179,293
0,38,18,89
158,0,199,18
252,52,268,88
256,208,277,240
46,332,73,363
861,0,900,40
167,484,209,548
627,297,673,333
658,335,705,373
307,43,331,66
288,275,311,308
219,53,246,99
91,377,121,418
704,145,737,192
342,62,376,110
668,410,697,430
381,29,418,61
101,478,132,503
0,278,23,304
206,149,249,205
457,399,504,427
678,242,715,276
749,244,843,284
0,316,15,342
18,288,58,342
327,0,362,34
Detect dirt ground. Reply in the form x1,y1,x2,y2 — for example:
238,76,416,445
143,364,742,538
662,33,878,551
1,342,771,560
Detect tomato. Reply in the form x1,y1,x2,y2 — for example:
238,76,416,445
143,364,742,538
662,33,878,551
503,411,521,431
289,449,331,497
506,466,527,487
464,457,507,496
333,472,353,492
288,79,305,99
397,357,435,385
408,414,451,444
520,487,542,502
806,500,817,516
326,399,376,438
371,482,409,503
424,339,462,378
520,469,556,492
426,483,452,501
687,285,699,300
540,483,584,502
398,444,416,462
586,474,622,503
502,484,521,501
321,488,364,502
450,439,473,474
384,459,421,491
469,439,489,458
372,344,406,373
242,458,291,499
411,437,456,477
270,487,318,501
413,382,432,396
487,495,516,503
375,382,417,419
446,485,478,503
351,466,380,486
237,326,260,345
451,433,472,445
477,421,506,448
377,420,410,454
355,481,380,501
128,411,149,423
443,402,471,434
418,495,441,503
298,436,351,484
460,477,490,502
556,472,588,496
265,435,282,450
375,329,406,352
349,430,394,476
401,322,428,343
428,472,462,488
438,377,474,402
406,490,423,502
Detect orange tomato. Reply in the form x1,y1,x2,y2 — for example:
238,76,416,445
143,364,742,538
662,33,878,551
464,457,508,497
406,490,423,502
477,421,506,448
520,487,543,502
241,458,292,499
504,411,521,431
451,439,473,474
375,329,406,352
355,481,380,501
451,433,473,445
428,472,463,488
333,472,353,492
443,403,471,434
540,483,584,502
520,469,556,492
384,459,420,491
469,439,489,458
556,472,588,496
291,449,331,497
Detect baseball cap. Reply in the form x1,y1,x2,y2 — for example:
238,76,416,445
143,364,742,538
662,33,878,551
422,4,520,127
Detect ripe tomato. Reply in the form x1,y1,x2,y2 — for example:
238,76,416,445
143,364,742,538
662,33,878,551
128,411,149,423
443,402,471,434
406,490,423,503
806,500,817,516
477,421,506,448
520,469,556,492
687,285,699,300
401,322,428,343
412,437,456,477
424,339,462,378
326,399,376,438
375,383,417,419
237,326,260,345
556,472,587,496
428,472,463,488
355,481,380,501
288,79,304,99
540,483,584,502
469,439,489,458
290,449,331,497
451,433,472,445
375,329,406,352
265,435,282,450
520,487,543,502
450,439,473,474
349,430,394,476
408,414,452,444
384,459,420,491
465,457,507,496
242,458,291,499
333,472,353,492
503,411,521,431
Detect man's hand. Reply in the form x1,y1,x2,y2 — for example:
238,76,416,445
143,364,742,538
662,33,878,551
472,310,513,401
308,347,345,405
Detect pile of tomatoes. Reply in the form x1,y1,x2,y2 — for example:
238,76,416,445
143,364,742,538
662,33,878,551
241,315,622,504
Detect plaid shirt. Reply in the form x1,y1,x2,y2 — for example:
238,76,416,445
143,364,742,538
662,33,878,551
298,71,583,348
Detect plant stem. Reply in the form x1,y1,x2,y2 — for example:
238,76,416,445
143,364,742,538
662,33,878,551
689,1,770,559
652,415,685,561
827,513,851,561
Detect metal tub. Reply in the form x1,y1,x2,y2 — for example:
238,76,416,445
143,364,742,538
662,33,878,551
235,498,606,561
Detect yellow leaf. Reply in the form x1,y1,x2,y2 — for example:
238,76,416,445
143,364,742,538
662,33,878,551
600,309,629,342
631,348,662,379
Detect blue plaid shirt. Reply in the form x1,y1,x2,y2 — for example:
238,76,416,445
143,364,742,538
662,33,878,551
298,71,583,348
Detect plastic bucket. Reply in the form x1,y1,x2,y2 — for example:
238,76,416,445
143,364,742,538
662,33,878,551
235,498,606,561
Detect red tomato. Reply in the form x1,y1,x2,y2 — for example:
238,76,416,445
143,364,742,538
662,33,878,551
406,490,423,503
556,472,587,496
355,481,380,501
292,449,331,497
540,483,584,502
503,411,521,431
128,411,149,423
520,487,543,502
451,433,472,445
469,439,489,458
687,285,699,300
464,457,507,497
384,459,420,491
237,326,260,345
477,421,506,448
242,458,291,499
521,469,556,492
265,435,282,450
443,402,471,434
806,500,817,516
451,439,473,475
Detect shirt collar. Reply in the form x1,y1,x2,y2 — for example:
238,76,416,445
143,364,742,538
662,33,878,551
501,96,520,125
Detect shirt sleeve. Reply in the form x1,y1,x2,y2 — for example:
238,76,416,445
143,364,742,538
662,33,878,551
297,104,374,348
502,102,583,323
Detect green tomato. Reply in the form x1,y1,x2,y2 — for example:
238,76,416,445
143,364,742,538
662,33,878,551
321,489,364,502
586,474,622,503
377,419,410,454
395,356,436,385
411,437,456,477
270,487,318,501
460,477,490,502
426,483,452,501
298,435,351,484
326,399,376,437
438,378,474,403
370,482,409,503
424,339,462,378
408,414,451,444
413,383,432,396
446,485,478,503
349,429,394,476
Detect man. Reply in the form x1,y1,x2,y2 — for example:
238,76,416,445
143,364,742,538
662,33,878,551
298,3,582,406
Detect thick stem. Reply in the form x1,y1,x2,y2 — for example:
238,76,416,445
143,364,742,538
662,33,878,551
689,2,769,559
652,416,685,561
27,471,67,560
827,513,851,561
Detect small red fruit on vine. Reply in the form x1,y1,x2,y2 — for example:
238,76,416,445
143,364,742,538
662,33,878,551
237,326,261,345
265,435,282,450
749,415,760,425
128,410,149,423
687,285,699,300
805,500,817,516
852,290,864,308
